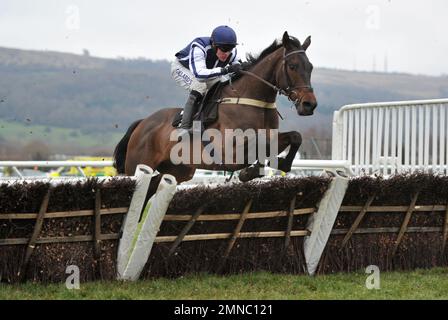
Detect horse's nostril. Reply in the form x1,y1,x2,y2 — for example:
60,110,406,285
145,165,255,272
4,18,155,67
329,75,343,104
303,101,317,109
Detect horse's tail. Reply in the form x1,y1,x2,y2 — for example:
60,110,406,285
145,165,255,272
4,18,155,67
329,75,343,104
113,119,143,174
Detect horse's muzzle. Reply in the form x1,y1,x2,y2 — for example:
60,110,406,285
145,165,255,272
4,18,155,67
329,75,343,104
296,100,317,116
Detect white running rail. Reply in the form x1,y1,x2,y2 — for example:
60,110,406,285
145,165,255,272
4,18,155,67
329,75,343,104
0,159,354,183
0,160,114,178
332,98,448,175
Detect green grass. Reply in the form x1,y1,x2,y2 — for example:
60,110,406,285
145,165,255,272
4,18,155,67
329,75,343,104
0,119,123,148
1,268,448,300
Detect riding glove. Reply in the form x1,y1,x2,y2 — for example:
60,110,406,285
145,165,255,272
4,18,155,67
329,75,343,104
222,63,242,75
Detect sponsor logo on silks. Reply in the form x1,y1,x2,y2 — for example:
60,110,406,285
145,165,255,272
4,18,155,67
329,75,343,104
175,69,193,85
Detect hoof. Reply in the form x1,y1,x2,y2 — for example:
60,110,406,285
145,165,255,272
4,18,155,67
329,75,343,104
239,166,263,183
276,158,291,173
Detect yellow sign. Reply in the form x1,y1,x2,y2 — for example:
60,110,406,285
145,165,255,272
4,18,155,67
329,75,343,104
48,156,117,177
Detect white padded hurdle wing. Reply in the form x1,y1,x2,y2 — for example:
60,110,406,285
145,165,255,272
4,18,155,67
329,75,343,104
121,174,177,281
303,173,349,275
116,164,153,279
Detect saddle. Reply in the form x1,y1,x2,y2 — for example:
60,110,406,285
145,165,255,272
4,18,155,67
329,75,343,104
172,81,226,130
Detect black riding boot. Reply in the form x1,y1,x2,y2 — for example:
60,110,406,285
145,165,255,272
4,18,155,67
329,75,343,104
180,90,202,133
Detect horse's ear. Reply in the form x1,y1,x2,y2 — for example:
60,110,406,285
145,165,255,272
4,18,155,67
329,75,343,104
302,36,311,51
282,31,291,47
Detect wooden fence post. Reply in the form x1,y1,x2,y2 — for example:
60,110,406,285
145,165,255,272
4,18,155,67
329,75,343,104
393,191,420,255
19,189,51,281
168,206,205,257
442,204,448,254
217,199,253,273
341,194,376,247
284,196,296,250
94,188,103,278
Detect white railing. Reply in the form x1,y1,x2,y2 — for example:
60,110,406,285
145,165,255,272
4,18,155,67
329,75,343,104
0,159,353,184
332,98,448,175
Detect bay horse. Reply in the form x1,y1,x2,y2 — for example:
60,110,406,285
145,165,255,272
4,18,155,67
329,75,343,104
114,31,317,198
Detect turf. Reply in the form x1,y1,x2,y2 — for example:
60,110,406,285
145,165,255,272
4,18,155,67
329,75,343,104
1,268,447,300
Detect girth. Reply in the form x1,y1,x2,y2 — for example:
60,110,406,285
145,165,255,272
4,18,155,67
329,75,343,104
218,97,276,109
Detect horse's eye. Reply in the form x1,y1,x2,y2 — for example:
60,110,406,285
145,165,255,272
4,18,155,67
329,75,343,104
289,64,298,71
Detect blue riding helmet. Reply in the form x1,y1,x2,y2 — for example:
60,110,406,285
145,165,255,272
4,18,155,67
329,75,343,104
211,25,238,47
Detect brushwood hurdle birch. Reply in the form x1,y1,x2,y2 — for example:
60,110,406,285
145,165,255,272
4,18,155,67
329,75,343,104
115,166,348,279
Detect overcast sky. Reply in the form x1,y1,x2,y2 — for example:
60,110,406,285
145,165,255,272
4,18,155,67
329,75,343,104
0,0,447,76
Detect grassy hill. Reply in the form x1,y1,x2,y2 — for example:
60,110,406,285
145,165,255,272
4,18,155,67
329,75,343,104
0,118,123,148
0,46,185,136
0,118,124,159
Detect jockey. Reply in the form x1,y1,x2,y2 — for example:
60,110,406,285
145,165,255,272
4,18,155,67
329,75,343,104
171,25,244,133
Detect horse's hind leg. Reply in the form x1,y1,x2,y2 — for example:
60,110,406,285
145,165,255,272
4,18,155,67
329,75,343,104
136,173,161,221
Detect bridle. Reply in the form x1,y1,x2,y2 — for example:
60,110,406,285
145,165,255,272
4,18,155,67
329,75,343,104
239,48,313,105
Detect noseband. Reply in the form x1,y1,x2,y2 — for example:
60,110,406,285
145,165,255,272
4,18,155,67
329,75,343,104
240,48,313,105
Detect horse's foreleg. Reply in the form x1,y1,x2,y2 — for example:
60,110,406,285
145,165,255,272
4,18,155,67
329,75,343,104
237,136,267,182
274,131,302,173
238,161,265,182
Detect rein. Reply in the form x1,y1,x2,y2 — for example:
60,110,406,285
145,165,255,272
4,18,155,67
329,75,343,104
239,70,287,95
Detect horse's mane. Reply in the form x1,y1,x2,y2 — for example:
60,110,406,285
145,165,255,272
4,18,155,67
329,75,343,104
247,36,301,67
232,36,302,81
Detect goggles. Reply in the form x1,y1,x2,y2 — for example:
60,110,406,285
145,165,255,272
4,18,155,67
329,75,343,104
216,44,235,53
